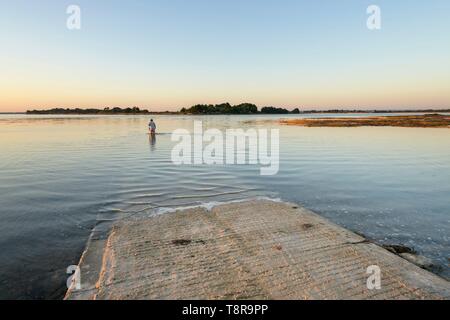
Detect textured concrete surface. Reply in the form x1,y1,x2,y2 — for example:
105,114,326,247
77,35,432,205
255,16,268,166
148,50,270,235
66,200,449,300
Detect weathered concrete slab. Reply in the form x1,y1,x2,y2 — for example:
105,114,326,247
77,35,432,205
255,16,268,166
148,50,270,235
66,200,449,300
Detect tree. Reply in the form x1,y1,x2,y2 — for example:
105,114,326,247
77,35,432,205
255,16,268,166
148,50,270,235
181,103,258,115
261,107,289,114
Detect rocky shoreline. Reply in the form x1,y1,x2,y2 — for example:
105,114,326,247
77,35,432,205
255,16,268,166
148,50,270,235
280,114,450,128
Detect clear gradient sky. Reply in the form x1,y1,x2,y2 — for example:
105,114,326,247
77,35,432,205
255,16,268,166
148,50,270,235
1,0,450,112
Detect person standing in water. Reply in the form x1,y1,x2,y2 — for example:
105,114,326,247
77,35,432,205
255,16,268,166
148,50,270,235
149,119,156,134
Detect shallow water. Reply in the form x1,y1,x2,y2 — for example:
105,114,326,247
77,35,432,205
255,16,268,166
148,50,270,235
0,114,449,299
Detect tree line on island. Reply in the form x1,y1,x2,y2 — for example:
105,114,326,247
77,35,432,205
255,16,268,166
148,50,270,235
27,104,301,115
26,105,450,115
179,103,300,114
26,107,152,115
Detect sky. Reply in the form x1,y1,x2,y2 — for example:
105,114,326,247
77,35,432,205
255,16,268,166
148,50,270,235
1,0,449,112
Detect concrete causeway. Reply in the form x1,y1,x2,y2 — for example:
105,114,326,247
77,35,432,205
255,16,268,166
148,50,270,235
66,200,449,300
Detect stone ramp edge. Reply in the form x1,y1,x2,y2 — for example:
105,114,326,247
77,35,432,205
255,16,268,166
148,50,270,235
65,199,449,300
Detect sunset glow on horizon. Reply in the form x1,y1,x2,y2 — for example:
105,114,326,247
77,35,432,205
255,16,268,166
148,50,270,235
1,0,450,112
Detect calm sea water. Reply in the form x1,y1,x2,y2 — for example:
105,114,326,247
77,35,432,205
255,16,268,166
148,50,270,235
0,114,449,299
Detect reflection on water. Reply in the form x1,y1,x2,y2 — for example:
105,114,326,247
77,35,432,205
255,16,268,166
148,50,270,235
149,133,156,151
0,114,449,299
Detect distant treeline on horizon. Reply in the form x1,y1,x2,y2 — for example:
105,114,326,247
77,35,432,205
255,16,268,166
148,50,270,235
26,105,450,115
26,107,153,115
180,103,298,114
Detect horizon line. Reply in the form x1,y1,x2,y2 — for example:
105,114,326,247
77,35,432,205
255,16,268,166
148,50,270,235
4,107,450,114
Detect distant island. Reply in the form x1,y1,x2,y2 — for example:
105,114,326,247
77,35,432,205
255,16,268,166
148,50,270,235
179,103,299,114
26,107,159,115
26,104,298,115
25,104,450,115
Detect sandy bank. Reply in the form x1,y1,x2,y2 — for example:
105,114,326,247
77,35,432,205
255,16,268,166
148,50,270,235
280,114,450,128
66,200,449,300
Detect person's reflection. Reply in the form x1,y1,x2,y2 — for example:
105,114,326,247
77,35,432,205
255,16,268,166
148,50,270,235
149,133,156,151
